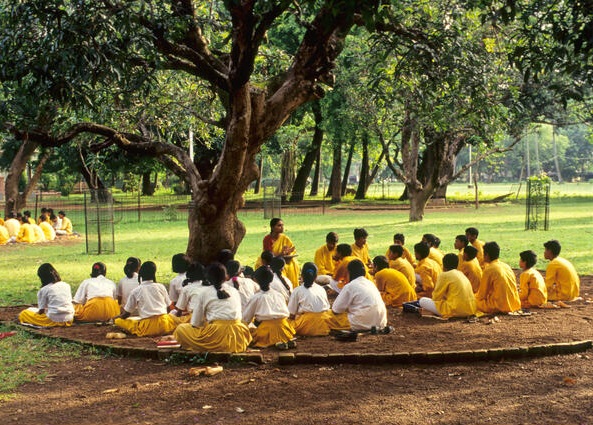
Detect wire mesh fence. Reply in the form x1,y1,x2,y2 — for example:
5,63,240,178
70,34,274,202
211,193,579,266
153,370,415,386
0,190,328,231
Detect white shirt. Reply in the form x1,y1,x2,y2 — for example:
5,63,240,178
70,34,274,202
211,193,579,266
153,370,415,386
169,273,186,303
116,274,139,306
38,281,75,322
271,274,292,303
190,286,242,327
332,276,387,331
124,280,171,319
243,290,289,323
73,275,117,304
175,281,205,312
225,276,260,311
288,284,330,315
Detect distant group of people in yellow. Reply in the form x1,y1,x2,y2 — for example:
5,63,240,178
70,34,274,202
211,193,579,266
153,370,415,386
17,217,581,354
0,207,75,244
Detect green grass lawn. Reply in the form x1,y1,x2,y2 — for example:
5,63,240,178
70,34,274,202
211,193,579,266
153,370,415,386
1,194,592,306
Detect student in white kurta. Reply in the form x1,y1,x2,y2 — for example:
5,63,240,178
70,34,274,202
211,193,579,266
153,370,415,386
243,266,295,348
171,261,206,324
174,263,252,352
331,259,388,332
288,262,334,336
116,257,141,314
19,263,75,327
168,253,190,307
73,262,120,322
225,260,260,312
270,256,293,303
114,261,177,337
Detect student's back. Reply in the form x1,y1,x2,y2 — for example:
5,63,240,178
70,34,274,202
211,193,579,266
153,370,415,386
545,257,579,301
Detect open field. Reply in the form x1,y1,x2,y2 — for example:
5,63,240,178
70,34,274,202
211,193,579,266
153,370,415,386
0,195,592,305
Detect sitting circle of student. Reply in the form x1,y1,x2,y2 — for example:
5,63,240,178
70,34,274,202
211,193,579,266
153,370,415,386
1,207,78,245
16,218,582,353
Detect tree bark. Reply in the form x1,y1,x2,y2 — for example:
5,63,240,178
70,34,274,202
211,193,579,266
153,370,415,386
141,171,155,196
310,146,321,196
280,147,296,202
341,141,355,196
355,133,369,199
328,141,342,203
253,156,263,195
4,138,39,216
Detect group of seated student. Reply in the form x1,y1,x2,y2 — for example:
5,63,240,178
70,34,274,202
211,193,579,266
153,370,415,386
309,224,579,319
16,218,581,353
0,208,74,245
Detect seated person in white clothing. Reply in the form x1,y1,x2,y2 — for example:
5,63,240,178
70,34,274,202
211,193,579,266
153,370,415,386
116,257,141,314
168,253,190,309
331,259,388,332
270,256,293,303
225,260,260,312
171,261,207,322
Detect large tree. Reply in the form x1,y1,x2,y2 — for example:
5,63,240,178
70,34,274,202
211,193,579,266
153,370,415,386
0,1,381,262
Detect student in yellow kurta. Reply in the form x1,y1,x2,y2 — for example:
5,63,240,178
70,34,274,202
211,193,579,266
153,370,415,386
115,261,177,337
422,233,444,270
4,213,20,237
465,227,485,268
23,211,35,224
18,263,75,327
15,216,35,243
518,250,547,309
288,262,335,336
262,218,300,287
458,245,482,293
372,256,416,307
475,242,521,314
55,210,73,235
243,266,295,348
73,262,120,322
351,228,372,269
30,222,46,243
413,242,441,298
543,239,580,301
39,220,56,241
454,235,468,266
389,233,416,266
173,263,252,352
314,232,339,276
329,243,372,293
418,253,477,318
387,244,416,287
0,225,9,245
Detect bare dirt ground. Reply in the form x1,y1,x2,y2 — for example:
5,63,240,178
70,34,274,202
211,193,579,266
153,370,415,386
1,276,592,425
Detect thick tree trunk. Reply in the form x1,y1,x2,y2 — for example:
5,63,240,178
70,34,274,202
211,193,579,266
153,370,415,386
141,171,155,196
290,100,323,202
4,139,39,216
408,187,433,221
341,142,355,196
355,134,369,199
434,184,447,199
